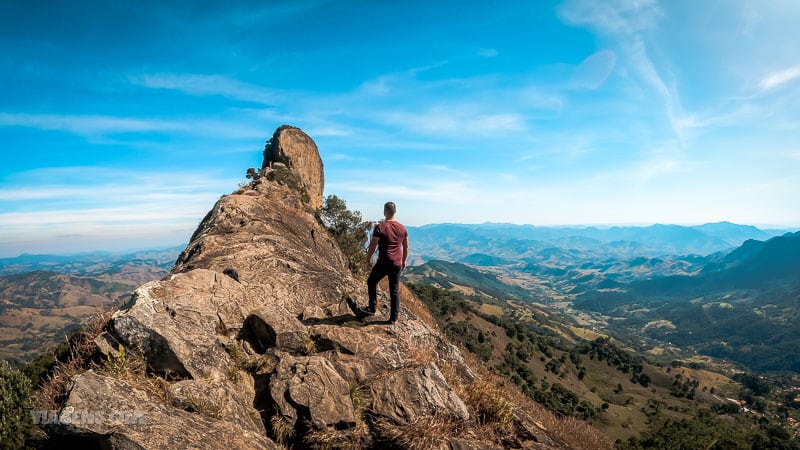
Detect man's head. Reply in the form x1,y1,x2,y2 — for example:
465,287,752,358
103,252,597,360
383,201,397,219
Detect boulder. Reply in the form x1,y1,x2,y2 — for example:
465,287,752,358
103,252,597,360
243,304,310,354
111,269,262,379
268,352,356,430
170,183,354,316
261,125,324,209
309,325,404,382
169,378,265,435
369,363,469,425
52,371,277,450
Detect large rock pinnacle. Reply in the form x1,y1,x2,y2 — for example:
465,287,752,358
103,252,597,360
261,125,324,209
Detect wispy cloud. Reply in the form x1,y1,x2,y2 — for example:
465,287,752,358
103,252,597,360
0,172,224,254
0,113,177,135
0,167,232,207
570,50,617,90
557,0,662,35
759,65,800,91
382,108,526,137
558,0,689,141
131,73,282,104
0,112,266,140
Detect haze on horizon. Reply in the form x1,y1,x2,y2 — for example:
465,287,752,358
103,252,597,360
2,1,800,257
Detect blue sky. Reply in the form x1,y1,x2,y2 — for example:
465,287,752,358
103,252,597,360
1,0,799,256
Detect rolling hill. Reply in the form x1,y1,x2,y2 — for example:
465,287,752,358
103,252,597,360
574,232,800,372
0,247,178,363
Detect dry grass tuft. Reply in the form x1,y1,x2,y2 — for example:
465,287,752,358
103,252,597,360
303,428,357,450
92,334,176,404
373,415,459,450
270,413,296,445
302,335,317,356
241,352,279,375
177,390,227,420
37,312,113,411
463,380,514,432
349,382,370,440
399,343,437,367
397,283,439,327
97,344,146,381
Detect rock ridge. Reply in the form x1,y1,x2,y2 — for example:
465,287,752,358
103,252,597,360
47,126,571,449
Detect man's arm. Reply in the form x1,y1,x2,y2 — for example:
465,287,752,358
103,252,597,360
366,235,379,268
401,235,409,270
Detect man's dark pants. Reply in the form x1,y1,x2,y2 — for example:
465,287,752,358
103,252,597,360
367,263,401,322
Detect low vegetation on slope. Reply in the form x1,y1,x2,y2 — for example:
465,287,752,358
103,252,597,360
408,282,800,447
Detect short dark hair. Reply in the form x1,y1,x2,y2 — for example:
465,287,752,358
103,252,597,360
384,202,396,216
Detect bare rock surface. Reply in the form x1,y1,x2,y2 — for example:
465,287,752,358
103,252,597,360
111,268,260,379
52,370,277,450
369,363,469,424
245,304,310,354
169,378,265,435
269,351,356,429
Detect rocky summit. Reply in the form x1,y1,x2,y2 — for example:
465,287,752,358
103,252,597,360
47,126,579,449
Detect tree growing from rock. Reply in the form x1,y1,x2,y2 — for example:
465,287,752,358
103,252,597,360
317,195,373,277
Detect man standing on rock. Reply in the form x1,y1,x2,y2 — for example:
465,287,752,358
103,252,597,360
362,202,408,324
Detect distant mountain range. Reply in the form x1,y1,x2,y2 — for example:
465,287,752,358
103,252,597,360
408,222,792,262
405,225,800,374
0,246,182,278
574,231,800,372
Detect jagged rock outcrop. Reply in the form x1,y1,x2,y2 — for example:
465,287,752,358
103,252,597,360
49,126,571,449
261,125,324,210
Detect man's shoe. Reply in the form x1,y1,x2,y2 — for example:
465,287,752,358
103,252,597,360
360,307,376,317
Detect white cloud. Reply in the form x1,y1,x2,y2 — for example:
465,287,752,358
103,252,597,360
759,65,800,91
383,108,526,137
0,113,177,135
570,50,617,90
131,73,281,104
0,187,89,201
0,112,266,140
557,0,662,35
305,126,352,137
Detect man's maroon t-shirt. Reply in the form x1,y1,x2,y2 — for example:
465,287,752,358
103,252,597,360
373,220,408,267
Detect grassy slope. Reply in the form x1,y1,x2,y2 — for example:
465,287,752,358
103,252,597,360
407,282,746,443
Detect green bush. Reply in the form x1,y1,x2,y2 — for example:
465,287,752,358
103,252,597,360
0,360,34,449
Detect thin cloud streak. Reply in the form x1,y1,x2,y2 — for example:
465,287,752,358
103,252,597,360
0,112,267,140
759,65,800,91
131,73,282,105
